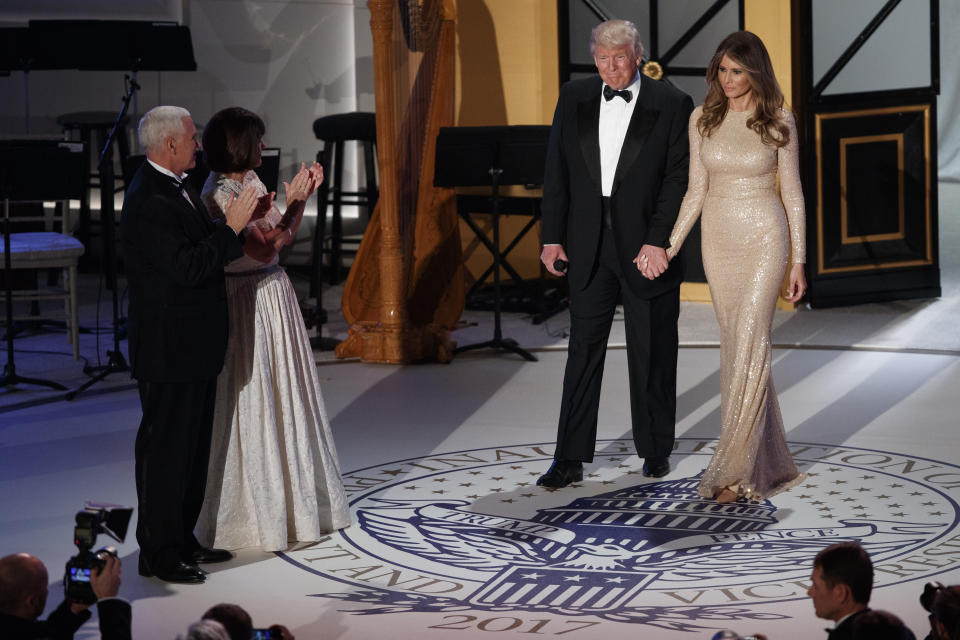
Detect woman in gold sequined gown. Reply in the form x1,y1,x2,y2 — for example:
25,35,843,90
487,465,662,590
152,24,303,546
651,31,807,503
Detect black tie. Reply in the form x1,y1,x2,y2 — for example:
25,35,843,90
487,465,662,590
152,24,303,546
173,178,199,211
603,85,632,102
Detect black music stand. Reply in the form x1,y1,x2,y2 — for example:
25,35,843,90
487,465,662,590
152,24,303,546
435,126,549,362
65,76,140,400
0,140,86,391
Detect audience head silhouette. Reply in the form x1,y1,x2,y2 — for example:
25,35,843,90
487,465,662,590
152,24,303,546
203,602,254,640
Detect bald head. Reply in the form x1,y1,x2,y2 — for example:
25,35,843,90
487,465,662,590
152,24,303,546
0,553,49,620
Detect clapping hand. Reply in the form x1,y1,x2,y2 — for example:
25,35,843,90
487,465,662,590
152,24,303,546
285,162,320,207
307,161,323,186
252,191,276,221
224,184,259,234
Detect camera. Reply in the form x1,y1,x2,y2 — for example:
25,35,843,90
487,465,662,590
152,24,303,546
252,629,281,640
62,501,132,605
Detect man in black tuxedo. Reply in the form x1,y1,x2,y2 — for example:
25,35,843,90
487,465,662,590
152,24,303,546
121,106,257,583
538,19,693,487
807,542,874,640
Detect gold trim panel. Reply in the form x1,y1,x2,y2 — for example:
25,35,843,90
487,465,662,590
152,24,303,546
814,104,932,275
839,133,904,244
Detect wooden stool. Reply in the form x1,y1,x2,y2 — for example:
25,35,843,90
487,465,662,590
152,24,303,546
312,112,378,286
56,111,131,257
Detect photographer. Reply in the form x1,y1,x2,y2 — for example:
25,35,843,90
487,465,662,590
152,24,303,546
0,552,131,640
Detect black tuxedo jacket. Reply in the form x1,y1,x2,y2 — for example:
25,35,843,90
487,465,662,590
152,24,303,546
0,598,129,640
120,161,244,383
827,608,869,640
541,75,693,298
0,600,87,639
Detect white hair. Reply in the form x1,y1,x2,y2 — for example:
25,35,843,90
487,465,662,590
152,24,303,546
590,19,644,58
138,105,191,152
178,619,231,640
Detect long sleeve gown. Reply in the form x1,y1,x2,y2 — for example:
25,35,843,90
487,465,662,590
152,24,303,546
668,105,806,501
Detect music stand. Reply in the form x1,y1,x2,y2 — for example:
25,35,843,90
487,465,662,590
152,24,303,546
0,140,86,391
66,75,141,400
435,126,549,362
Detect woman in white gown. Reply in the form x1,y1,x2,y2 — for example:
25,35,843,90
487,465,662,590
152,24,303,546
196,107,349,551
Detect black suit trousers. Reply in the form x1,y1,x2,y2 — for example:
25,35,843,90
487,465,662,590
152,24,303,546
555,226,679,462
135,377,217,567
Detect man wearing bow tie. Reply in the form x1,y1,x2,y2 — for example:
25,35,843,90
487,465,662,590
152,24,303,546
120,106,257,583
807,542,874,640
538,20,693,488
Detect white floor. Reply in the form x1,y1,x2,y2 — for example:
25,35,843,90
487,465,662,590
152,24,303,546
3,344,960,639
1,182,959,639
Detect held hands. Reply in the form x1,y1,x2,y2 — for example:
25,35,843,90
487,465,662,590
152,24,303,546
784,263,807,302
634,244,669,279
224,185,259,234
285,162,323,207
541,245,569,277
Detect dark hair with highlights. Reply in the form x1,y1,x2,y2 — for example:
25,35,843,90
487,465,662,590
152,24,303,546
814,542,873,605
698,30,790,148
202,107,265,173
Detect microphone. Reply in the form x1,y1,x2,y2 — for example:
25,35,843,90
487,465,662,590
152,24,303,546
553,259,568,274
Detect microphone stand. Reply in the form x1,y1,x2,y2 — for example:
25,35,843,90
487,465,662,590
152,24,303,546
67,74,139,400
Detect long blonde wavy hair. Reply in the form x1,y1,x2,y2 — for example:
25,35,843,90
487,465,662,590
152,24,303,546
698,31,790,148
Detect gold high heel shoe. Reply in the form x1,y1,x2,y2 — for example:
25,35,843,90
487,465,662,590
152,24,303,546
716,488,738,504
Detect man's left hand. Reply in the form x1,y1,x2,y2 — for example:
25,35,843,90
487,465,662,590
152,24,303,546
634,245,668,279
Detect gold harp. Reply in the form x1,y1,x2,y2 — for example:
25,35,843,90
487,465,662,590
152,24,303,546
335,0,464,363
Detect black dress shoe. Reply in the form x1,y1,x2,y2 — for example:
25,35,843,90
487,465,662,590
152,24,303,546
139,557,206,584
536,459,583,488
188,547,233,564
642,457,670,478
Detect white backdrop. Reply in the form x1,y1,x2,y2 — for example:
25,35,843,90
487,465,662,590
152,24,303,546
1,2,956,181
938,0,959,182
0,0,375,199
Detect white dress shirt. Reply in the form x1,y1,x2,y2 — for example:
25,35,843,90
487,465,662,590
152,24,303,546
147,158,196,209
599,72,642,196
543,72,643,249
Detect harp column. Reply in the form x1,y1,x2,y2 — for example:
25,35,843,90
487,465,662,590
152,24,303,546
340,0,455,363
368,0,407,333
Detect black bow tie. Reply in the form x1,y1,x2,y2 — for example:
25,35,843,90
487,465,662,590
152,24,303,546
603,85,632,102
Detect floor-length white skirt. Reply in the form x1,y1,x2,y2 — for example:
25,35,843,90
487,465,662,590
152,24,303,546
197,266,350,551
